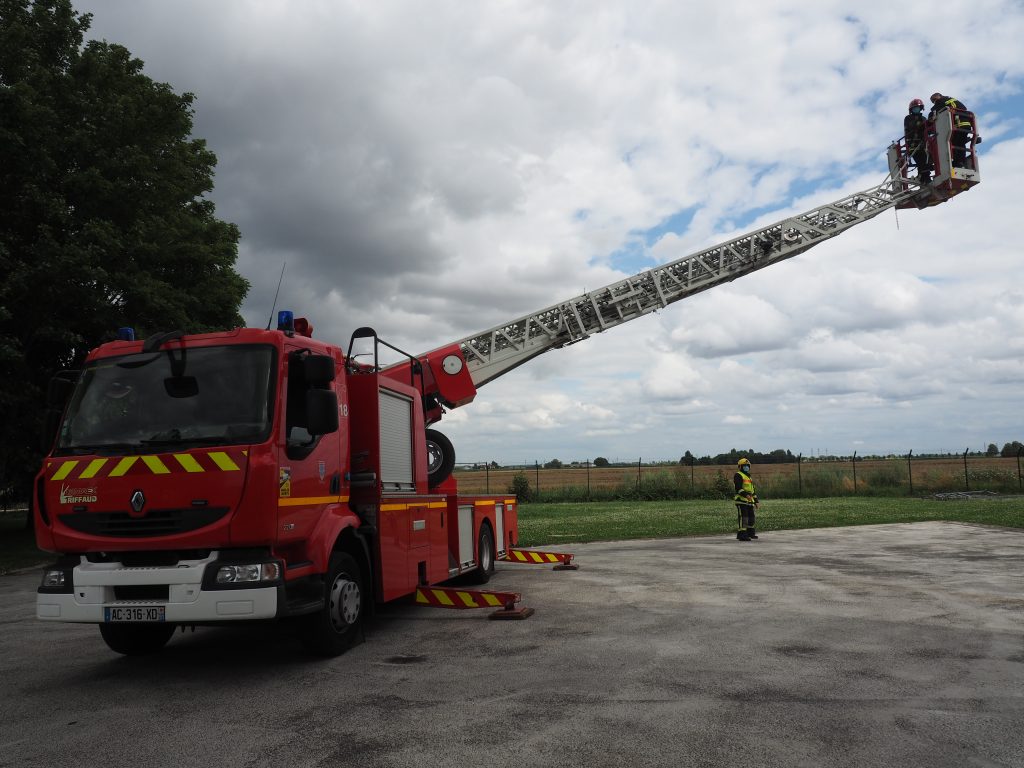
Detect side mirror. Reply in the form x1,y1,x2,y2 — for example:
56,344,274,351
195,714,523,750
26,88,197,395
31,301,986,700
303,354,336,386
41,408,63,452
305,389,339,436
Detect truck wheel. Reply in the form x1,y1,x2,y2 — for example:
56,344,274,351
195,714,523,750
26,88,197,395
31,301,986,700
425,429,455,487
98,623,175,656
467,522,495,585
297,552,365,657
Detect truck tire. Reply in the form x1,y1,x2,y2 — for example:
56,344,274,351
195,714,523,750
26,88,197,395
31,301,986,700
425,429,455,487
98,623,176,656
297,552,365,657
466,522,495,585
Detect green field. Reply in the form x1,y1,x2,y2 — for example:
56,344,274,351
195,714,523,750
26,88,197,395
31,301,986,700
3,497,1022,575
516,496,1024,547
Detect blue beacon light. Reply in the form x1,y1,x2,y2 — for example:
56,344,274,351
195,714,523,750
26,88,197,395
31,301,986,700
277,310,295,332
117,327,135,341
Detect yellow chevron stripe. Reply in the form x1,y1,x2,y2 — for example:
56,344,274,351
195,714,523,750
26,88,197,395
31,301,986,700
79,458,108,479
174,453,204,473
208,451,240,471
141,455,170,474
456,591,477,608
109,456,138,477
482,593,502,607
512,551,527,562
51,461,78,481
433,590,454,606
415,589,429,604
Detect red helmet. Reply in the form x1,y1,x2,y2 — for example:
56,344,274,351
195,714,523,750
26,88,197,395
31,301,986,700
909,98,924,111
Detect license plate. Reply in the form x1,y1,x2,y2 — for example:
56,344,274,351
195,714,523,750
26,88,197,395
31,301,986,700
104,606,166,623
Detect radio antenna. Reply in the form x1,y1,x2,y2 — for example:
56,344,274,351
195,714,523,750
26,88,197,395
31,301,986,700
266,262,287,330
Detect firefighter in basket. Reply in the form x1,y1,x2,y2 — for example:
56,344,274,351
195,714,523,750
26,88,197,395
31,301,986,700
904,98,930,183
733,458,759,541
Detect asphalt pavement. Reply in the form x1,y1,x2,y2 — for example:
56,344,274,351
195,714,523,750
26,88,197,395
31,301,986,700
1,521,1022,768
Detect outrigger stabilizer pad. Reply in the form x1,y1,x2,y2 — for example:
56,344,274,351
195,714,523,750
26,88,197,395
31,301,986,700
504,548,579,571
414,586,534,620
489,599,535,621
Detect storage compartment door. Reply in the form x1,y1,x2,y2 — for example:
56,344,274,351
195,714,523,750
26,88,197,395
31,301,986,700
495,503,505,556
458,505,474,567
379,389,414,493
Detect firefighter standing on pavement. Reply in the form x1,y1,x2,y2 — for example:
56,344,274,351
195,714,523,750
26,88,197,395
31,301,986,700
734,458,759,541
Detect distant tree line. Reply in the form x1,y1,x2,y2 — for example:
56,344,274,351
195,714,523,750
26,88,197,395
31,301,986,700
472,442,1024,472
679,449,797,466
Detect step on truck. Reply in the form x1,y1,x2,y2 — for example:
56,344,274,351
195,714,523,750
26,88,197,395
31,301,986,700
34,125,979,656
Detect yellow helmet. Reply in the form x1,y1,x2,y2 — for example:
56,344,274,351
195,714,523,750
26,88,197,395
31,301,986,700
737,458,750,470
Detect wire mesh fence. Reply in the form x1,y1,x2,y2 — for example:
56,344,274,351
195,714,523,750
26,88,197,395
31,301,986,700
454,450,1024,502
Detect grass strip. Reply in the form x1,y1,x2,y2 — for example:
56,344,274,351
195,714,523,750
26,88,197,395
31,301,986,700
516,496,1024,547
4,497,1022,574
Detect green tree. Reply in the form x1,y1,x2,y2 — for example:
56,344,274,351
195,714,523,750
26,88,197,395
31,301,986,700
593,457,609,467
543,458,563,469
507,471,532,502
0,0,248,505
1002,441,1023,458
986,443,999,457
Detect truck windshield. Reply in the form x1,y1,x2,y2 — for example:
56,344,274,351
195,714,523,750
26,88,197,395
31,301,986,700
56,345,275,455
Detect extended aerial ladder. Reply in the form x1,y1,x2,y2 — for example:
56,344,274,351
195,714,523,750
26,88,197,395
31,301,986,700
379,122,980,483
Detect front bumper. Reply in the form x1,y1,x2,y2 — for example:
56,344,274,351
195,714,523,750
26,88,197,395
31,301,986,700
36,552,281,624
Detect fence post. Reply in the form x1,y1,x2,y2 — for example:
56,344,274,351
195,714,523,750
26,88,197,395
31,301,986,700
637,457,642,490
907,449,914,496
963,447,970,491
586,459,591,501
485,462,490,494
852,451,858,495
535,460,540,500
797,453,802,496
689,454,695,493
1018,446,1023,491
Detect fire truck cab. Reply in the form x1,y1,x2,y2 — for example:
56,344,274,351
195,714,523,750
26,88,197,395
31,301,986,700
35,314,516,656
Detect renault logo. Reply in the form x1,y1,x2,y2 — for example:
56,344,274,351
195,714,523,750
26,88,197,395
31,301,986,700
130,490,146,515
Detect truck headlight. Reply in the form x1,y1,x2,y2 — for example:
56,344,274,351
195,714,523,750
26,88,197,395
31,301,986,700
215,562,280,584
41,569,65,588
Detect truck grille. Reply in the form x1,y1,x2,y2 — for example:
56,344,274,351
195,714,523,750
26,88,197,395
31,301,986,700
114,585,170,601
58,508,229,538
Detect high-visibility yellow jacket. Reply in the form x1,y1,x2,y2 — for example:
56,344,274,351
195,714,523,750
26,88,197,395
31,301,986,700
733,470,758,504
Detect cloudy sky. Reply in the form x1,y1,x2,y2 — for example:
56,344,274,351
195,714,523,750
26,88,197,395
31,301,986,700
78,0,1023,465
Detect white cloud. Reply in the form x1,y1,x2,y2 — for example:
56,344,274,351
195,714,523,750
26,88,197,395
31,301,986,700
78,0,1024,461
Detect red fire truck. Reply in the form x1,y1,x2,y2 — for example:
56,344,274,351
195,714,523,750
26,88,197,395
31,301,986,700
34,128,979,656
36,321,516,656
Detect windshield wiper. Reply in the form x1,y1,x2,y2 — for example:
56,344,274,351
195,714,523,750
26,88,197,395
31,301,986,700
140,434,234,447
62,443,143,455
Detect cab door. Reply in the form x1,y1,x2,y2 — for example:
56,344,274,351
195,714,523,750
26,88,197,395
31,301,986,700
277,347,342,556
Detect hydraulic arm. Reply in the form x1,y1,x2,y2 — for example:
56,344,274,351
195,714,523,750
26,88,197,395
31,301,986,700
447,176,917,387
389,124,979,417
